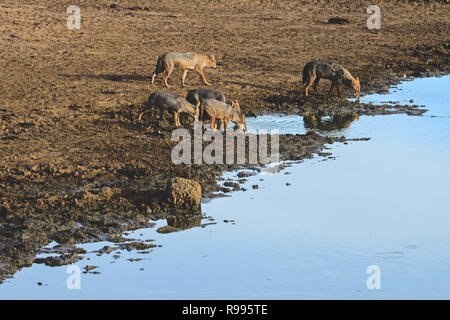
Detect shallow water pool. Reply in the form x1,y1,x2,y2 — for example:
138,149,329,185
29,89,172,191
1,76,449,299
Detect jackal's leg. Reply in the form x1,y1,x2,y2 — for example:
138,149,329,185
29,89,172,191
313,77,321,93
163,67,173,88
210,116,216,129
223,119,229,131
196,67,211,86
333,82,344,99
181,69,188,87
161,109,168,122
138,110,151,121
334,83,340,96
304,76,315,97
304,82,312,97
337,84,345,99
151,72,156,85
328,81,335,97
218,120,223,130
174,112,180,127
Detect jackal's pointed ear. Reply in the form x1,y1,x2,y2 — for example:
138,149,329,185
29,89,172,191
355,76,360,83
209,54,215,61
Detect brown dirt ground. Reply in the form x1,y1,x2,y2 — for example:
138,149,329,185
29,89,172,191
0,0,449,281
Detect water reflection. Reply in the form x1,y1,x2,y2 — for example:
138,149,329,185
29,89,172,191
303,114,360,132
166,214,202,230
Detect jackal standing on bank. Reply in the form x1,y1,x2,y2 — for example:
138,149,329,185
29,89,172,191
138,91,199,127
303,61,360,99
151,52,217,88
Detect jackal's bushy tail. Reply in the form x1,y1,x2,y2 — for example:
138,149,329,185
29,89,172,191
199,99,212,122
154,55,165,75
302,63,312,84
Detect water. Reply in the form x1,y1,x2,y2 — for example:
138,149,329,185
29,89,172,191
1,76,449,299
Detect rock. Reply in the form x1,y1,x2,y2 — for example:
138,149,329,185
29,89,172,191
237,171,253,178
84,265,98,272
96,246,116,255
167,177,201,210
223,181,240,191
118,242,157,251
34,253,82,267
157,225,178,234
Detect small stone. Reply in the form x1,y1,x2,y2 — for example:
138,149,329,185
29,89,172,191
157,225,178,234
167,177,202,210
84,265,98,272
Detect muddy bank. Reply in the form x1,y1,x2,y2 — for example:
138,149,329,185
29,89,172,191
0,0,448,283
0,129,342,283
0,104,419,283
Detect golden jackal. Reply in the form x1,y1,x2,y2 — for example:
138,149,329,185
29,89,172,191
303,61,360,99
201,99,247,132
186,88,233,108
138,91,199,127
151,52,217,88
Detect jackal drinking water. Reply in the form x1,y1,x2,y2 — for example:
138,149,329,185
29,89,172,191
200,99,246,132
302,61,360,99
186,88,233,129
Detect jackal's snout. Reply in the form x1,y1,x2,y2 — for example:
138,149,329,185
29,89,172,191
208,54,217,69
237,114,247,132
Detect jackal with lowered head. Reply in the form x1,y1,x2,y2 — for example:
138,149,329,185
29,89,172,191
186,88,233,108
151,52,217,88
303,61,360,99
187,88,234,130
200,99,247,132
138,91,199,127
